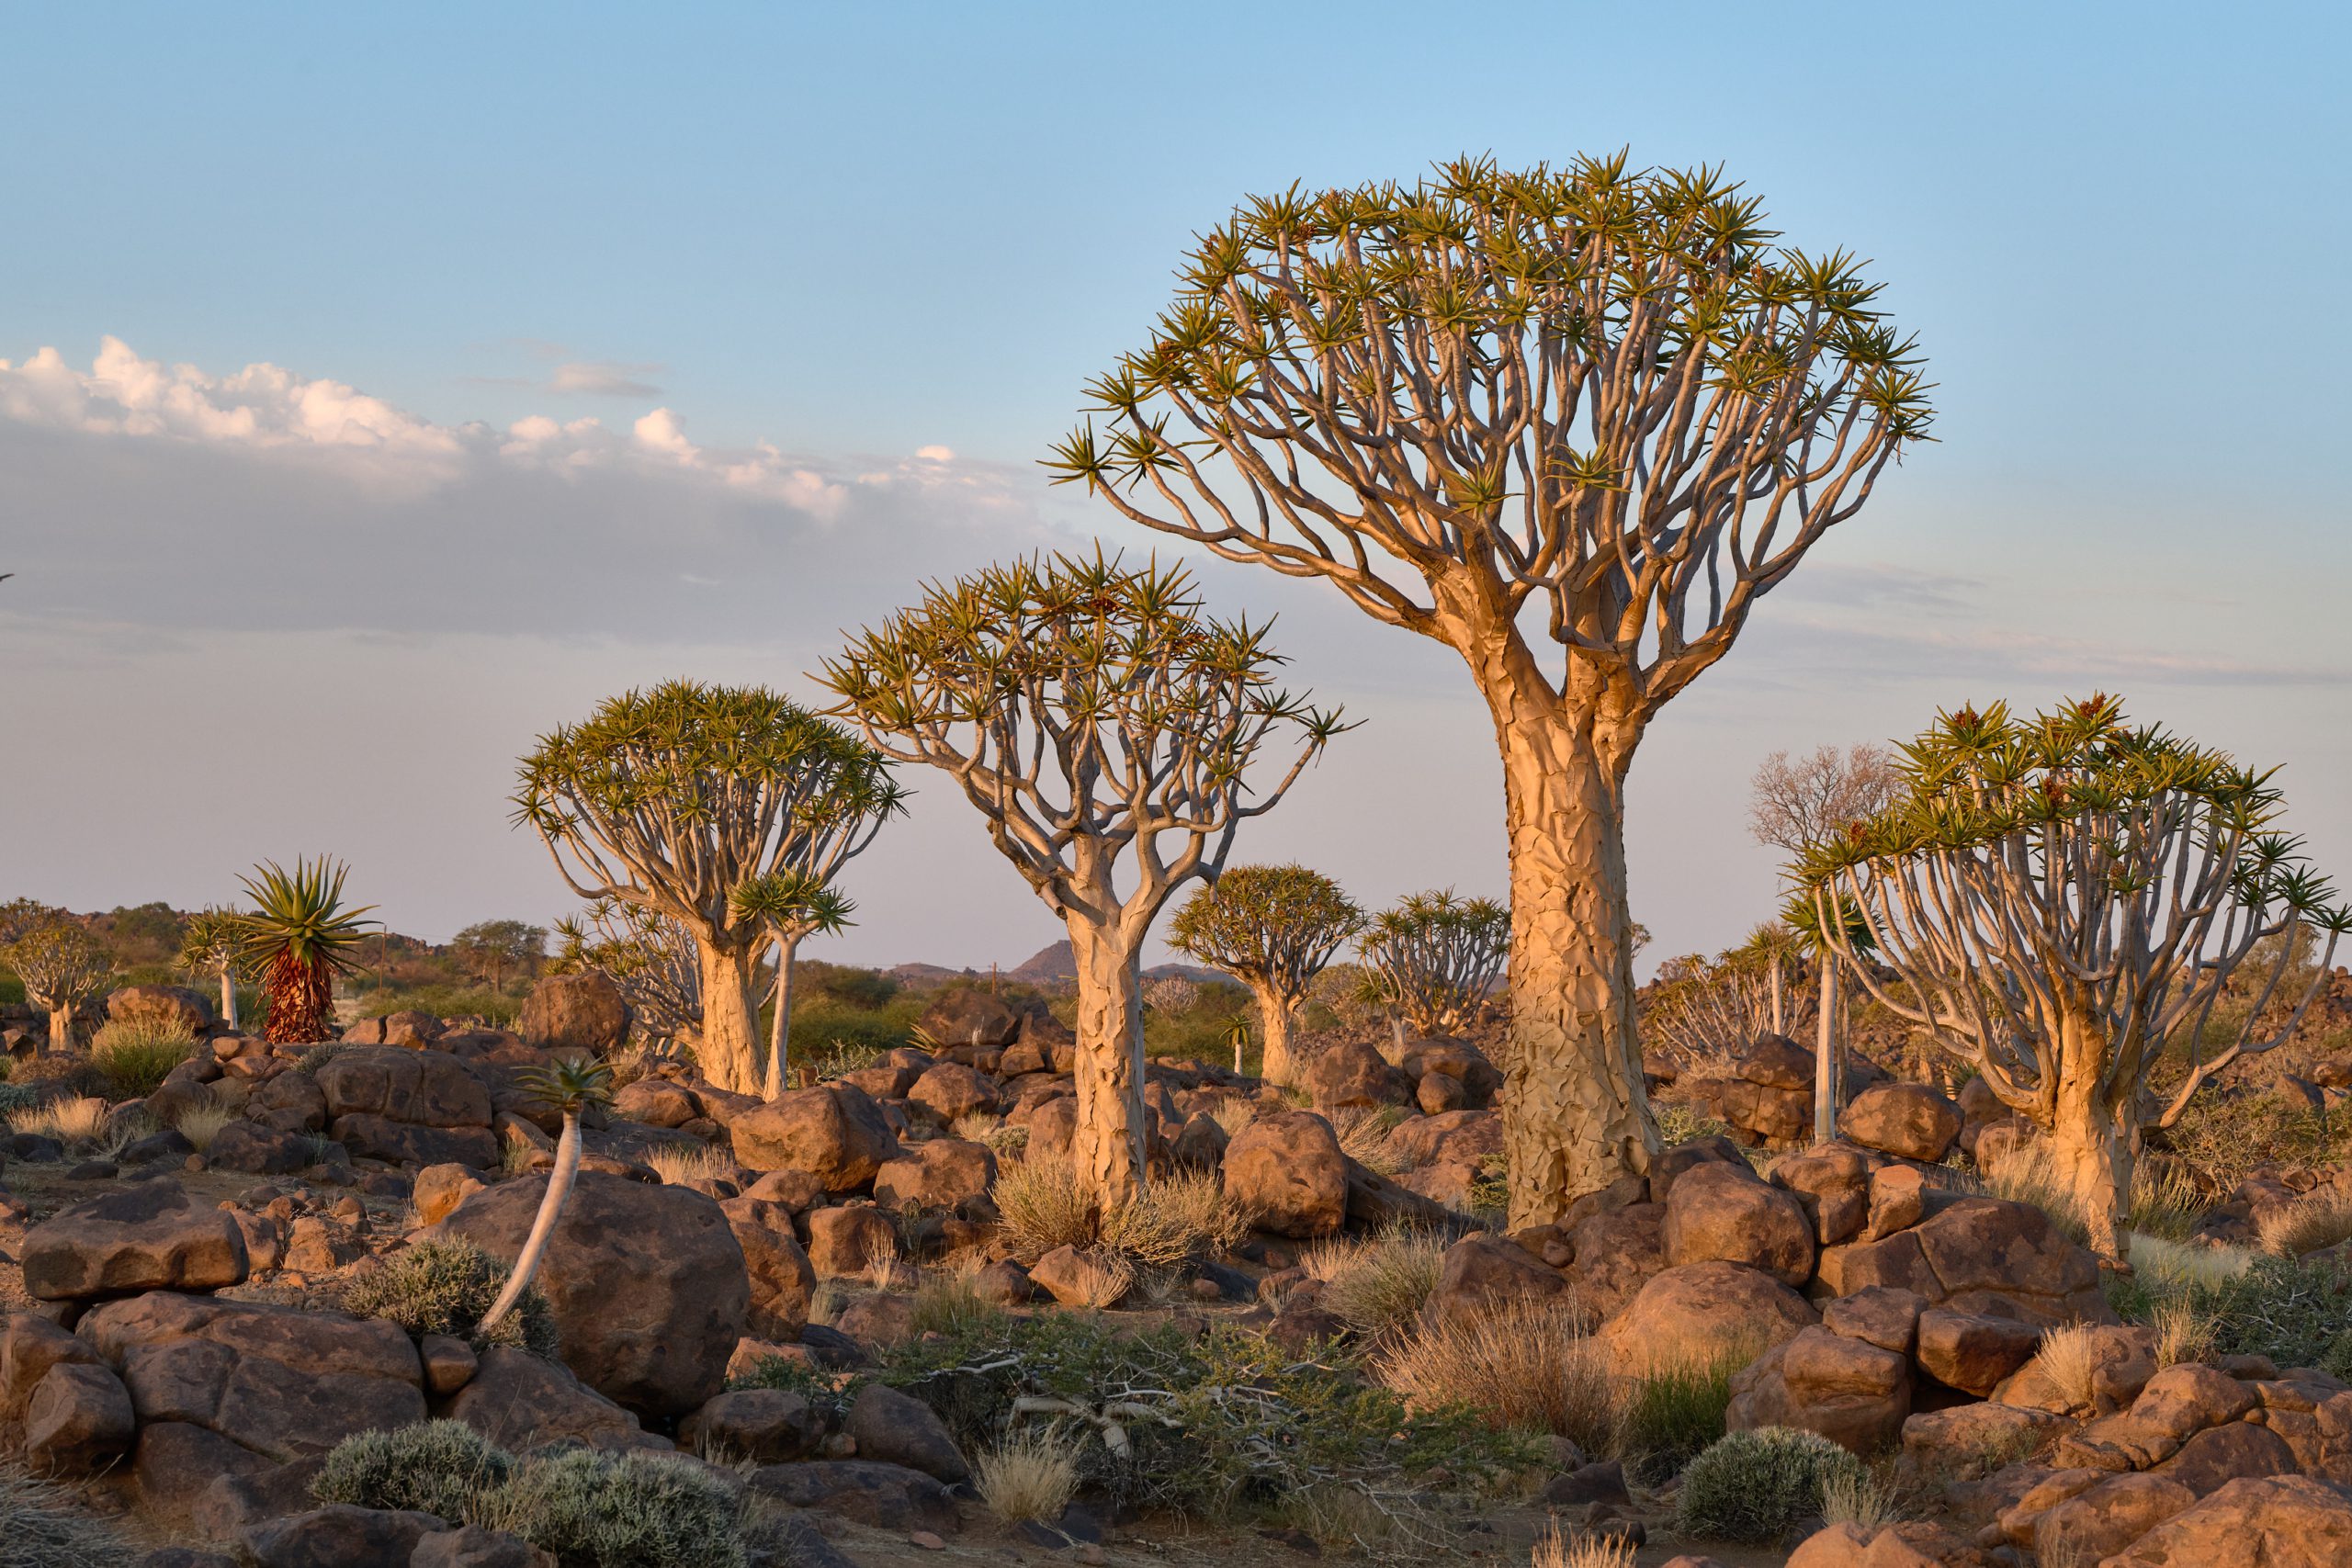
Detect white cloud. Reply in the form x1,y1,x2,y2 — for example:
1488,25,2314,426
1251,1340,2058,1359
0,336,999,518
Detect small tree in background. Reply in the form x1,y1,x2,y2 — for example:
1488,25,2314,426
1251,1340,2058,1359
729,871,855,1098
1170,863,1363,1086
4,916,111,1054
550,898,702,1051
823,551,1346,1206
177,908,252,1031
1358,891,1509,1052
1051,154,1933,1223
450,919,548,996
513,682,905,1097
1796,696,2349,1260
239,859,376,1044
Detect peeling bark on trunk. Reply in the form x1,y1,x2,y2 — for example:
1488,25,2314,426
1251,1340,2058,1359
695,940,763,1096
1251,981,1300,1088
2044,999,2133,1263
1491,687,1657,1227
1815,960,1838,1145
46,1006,74,1056
1069,919,1147,1210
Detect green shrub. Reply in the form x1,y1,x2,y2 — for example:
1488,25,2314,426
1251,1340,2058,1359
484,1449,746,1568
0,1082,42,1116
0,1466,131,1567
311,1420,514,1520
1675,1427,1865,1543
87,1017,197,1098
728,1351,863,1421
340,1237,559,1356
2192,1254,2352,1376
1618,1352,1743,1482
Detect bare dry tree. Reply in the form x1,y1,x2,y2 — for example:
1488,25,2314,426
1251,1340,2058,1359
514,682,905,1097
550,897,705,1052
1048,154,1932,1223
1795,696,2348,1260
821,551,1346,1205
1358,890,1510,1051
1169,863,1363,1086
3,915,110,1054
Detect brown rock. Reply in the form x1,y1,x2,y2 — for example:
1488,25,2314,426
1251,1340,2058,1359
873,1138,997,1212
2103,1472,2352,1565
832,1291,918,1347
517,971,631,1053
440,1170,748,1416
1865,1164,1929,1240
1424,1235,1571,1328
611,1078,699,1129
410,1526,557,1568
2132,1361,2259,1441
845,1382,971,1483
2149,1419,2298,1496
1663,1159,1816,1286
1820,1287,1927,1355
22,1179,251,1300
1382,1109,1499,1170
419,1334,478,1397
1305,1038,1413,1111
1917,1308,2044,1396
679,1387,823,1462
720,1195,820,1339
23,1358,137,1473
1727,1325,1911,1453
916,990,1021,1050
729,1083,901,1190
413,1164,486,1227
1901,1401,2066,1469
1222,1111,1348,1238
1017,1096,1077,1164
444,1346,647,1450
1835,1194,2109,1325
2032,1472,2195,1562
907,1063,997,1124
1566,1201,1670,1320
314,1047,492,1128
1841,1083,1963,1163
1416,1072,1466,1115
806,1204,899,1279
1770,1141,1876,1246
108,983,216,1035
1,1310,107,1426
1599,1261,1817,1374
246,1073,330,1135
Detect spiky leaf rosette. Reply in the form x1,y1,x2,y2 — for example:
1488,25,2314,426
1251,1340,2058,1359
1169,864,1363,1002
1356,889,1510,1036
177,906,254,979
239,858,377,1043
515,1055,615,1117
1792,695,2351,1123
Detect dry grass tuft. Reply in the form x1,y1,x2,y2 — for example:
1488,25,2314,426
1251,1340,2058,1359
1302,1228,1447,1335
645,1143,733,1187
995,1160,1245,1268
1375,1298,1614,1453
2149,1298,2218,1368
992,1159,1097,1259
1058,1248,1136,1309
2129,1233,2254,1292
7,1096,114,1148
1208,1096,1261,1140
1329,1105,1406,1175
807,1280,850,1327
1821,1465,1901,1530
974,1427,1080,1524
172,1097,235,1153
1529,1520,1635,1568
2028,1324,2102,1412
2257,1188,2352,1258
950,1111,1002,1144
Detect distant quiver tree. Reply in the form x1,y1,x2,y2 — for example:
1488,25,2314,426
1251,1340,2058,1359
4,912,111,1054
551,898,704,1052
177,907,252,1032
1358,890,1510,1050
1048,153,1934,1224
1795,696,2349,1261
1169,863,1363,1086
513,682,905,1097
822,551,1347,1206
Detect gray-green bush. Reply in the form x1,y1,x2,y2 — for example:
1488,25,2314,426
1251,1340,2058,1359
340,1237,559,1356
311,1420,514,1521
1675,1427,1865,1543
481,1449,746,1568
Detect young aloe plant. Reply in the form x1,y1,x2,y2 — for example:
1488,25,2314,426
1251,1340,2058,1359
478,1055,615,1335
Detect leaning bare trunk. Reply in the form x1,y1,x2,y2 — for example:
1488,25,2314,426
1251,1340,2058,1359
695,940,763,1096
1770,961,1785,1036
480,1107,580,1333
1814,959,1838,1145
1068,919,1147,1209
1252,981,1300,1088
2044,1000,2132,1264
218,969,239,1032
762,934,802,1100
1494,694,1657,1226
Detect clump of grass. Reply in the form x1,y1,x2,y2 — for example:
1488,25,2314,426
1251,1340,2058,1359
995,1159,1245,1268
1674,1427,1864,1544
950,1111,1001,1143
311,1419,514,1521
1530,1521,1635,1568
0,1466,132,1567
1303,1228,1447,1336
2257,1188,2352,1258
172,1097,236,1153
340,1237,558,1356
975,1427,1080,1524
2192,1253,2352,1376
1375,1298,1616,1455
909,1272,1003,1337
1208,1096,1260,1140
501,1129,543,1177
2129,1161,2208,1242
645,1143,733,1187
1329,1105,1407,1175
2149,1298,2218,1368
89,1017,198,1099
2024,1324,2101,1412
6,1095,110,1146
1617,1348,1745,1482
993,1159,1097,1258
1821,1465,1902,1531
1058,1248,1136,1309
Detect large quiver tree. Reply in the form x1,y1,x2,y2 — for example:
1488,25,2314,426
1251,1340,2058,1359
514,682,904,1096
1049,153,1933,1224
822,551,1346,1206
1796,696,2349,1261
1169,863,1362,1086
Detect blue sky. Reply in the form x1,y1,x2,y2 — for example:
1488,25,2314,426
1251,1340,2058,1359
5,3,2347,967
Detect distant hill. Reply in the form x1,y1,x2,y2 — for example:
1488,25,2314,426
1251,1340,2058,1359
1010,941,1227,986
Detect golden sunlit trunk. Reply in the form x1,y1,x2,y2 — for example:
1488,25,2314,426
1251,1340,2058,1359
695,941,763,1096
2043,997,2133,1263
1069,919,1147,1209
1251,981,1300,1088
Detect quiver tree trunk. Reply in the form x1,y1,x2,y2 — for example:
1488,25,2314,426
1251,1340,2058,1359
695,941,763,1096
46,1006,74,1055
1250,981,1300,1088
218,970,239,1032
1814,960,1838,1145
2040,999,2135,1263
763,936,803,1100
1068,919,1148,1209
1489,665,1657,1227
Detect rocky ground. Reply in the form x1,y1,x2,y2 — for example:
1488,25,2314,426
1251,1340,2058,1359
4,976,2352,1567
